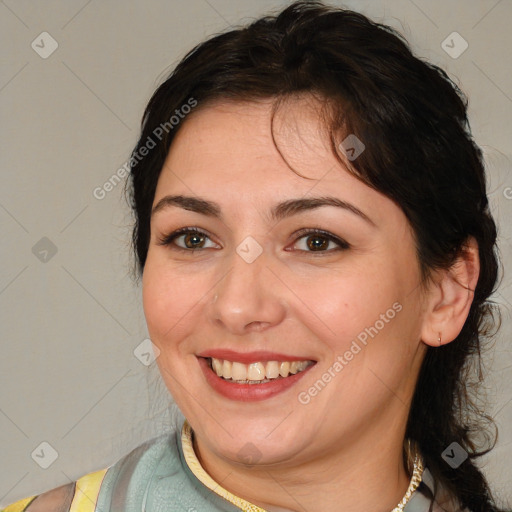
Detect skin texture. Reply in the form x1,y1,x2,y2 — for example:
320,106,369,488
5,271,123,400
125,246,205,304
142,97,479,512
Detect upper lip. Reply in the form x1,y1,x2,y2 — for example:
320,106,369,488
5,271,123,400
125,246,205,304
197,349,316,364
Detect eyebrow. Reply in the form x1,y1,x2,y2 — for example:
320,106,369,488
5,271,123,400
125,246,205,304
151,194,375,226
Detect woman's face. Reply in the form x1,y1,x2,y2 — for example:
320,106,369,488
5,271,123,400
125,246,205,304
143,97,429,467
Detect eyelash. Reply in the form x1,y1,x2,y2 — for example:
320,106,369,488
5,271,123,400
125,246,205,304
156,227,350,255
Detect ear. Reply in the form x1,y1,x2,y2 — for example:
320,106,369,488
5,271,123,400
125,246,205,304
421,237,480,347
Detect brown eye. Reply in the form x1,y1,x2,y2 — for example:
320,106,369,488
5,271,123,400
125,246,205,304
305,234,329,251
183,232,206,249
291,229,350,254
157,227,219,251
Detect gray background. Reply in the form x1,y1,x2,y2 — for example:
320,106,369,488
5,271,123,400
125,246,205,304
1,0,511,507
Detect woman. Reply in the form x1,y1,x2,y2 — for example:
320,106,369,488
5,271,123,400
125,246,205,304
3,1,508,511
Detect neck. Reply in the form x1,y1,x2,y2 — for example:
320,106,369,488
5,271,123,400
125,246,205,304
193,412,413,512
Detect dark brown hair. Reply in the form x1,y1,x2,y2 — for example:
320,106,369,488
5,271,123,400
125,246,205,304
127,2,506,510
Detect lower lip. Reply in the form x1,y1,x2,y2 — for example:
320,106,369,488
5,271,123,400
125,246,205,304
198,357,315,402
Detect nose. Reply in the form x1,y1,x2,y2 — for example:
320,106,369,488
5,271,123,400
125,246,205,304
208,245,286,335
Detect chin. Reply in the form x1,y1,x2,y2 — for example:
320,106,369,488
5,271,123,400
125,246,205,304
214,424,311,464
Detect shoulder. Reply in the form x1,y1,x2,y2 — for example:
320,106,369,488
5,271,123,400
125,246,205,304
1,433,176,512
1,468,106,512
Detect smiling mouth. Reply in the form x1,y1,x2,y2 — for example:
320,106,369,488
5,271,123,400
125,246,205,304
206,357,315,384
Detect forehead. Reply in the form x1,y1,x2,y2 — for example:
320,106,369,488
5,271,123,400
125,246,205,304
154,98,373,204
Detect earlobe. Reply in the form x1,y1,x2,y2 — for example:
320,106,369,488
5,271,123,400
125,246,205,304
421,237,480,348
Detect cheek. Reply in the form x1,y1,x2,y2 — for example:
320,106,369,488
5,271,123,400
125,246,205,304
305,266,417,378
300,269,395,344
141,259,207,346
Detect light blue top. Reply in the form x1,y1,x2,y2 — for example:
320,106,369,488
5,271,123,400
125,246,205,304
94,422,459,512
96,429,244,511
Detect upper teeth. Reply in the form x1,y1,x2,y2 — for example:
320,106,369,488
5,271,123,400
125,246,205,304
209,358,313,381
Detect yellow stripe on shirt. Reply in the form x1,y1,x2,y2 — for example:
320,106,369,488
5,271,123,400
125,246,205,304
1,496,36,512
69,468,108,512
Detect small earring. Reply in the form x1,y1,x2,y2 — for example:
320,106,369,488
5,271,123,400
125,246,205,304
438,332,442,345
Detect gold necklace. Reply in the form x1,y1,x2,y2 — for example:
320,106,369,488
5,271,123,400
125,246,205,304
391,452,425,511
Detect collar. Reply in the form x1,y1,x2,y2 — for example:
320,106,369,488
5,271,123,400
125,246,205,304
180,419,425,512
181,419,265,511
